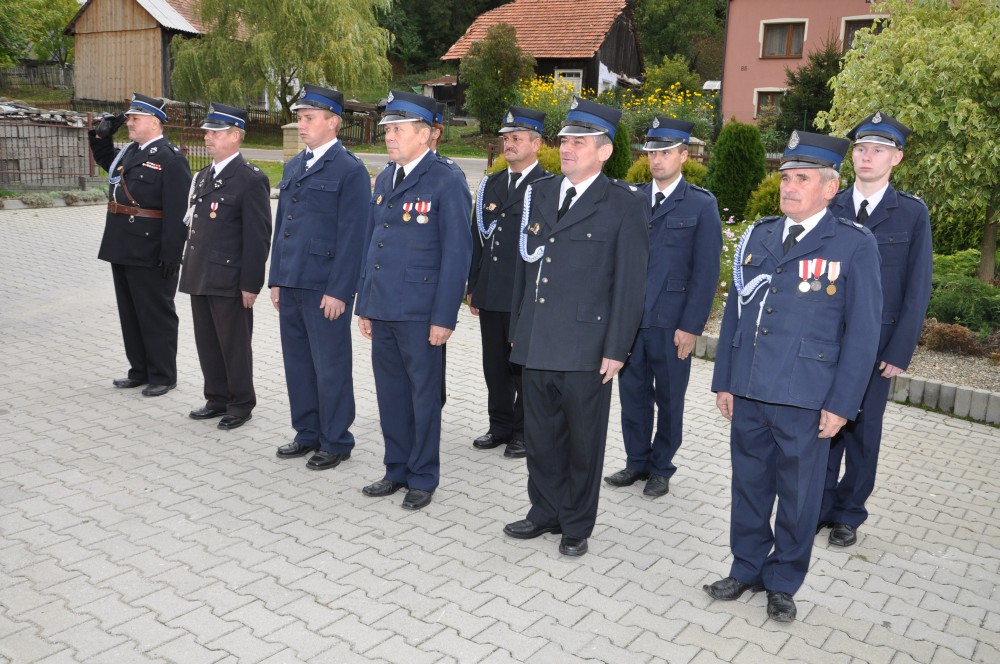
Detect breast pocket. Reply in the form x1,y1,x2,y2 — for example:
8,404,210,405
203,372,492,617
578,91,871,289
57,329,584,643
208,249,241,291
876,231,910,266
657,216,698,247
570,225,610,267
790,338,841,396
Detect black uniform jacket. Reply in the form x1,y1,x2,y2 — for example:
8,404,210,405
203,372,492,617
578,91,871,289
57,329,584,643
90,134,192,267
179,155,272,297
468,163,550,311
509,174,650,372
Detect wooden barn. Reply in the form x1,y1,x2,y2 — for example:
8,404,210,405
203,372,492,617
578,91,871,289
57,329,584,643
442,0,644,94
64,0,204,102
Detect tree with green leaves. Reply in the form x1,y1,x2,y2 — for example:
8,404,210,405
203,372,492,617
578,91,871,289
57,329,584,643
0,0,78,67
1,0,31,66
775,40,841,136
818,0,1000,282
635,0,726,81
170,0,392,120
459,23,535,135
642,54,702,96
603,124,632,179
705,120,767,219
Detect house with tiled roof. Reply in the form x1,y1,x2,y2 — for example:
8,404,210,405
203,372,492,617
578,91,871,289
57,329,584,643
442,0,643,94
64,0,204,102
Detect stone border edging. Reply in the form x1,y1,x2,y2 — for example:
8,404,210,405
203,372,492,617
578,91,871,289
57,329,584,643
695,334,1000,426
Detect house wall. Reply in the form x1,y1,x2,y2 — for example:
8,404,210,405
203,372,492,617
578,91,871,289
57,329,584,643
72,0,163,101
597,11,643,80
722,0,882,125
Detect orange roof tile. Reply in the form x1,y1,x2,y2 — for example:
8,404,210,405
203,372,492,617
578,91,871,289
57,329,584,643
442,0,628,60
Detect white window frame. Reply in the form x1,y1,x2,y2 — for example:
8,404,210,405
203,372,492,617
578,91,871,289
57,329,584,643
753,87,785,119
840,14,888,51
759,19,809,59
554,69,584,94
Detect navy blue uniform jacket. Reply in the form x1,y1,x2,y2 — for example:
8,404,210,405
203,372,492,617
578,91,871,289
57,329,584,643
509,174,650,371
179,155,272,297
640,178,722,332
468,164,550,311
90,135,192,267
268,142,371,301
355,151,473,328
712,212,883,419
829,186,932,369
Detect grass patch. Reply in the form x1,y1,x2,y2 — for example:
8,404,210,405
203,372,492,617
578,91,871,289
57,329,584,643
0,188,106,204
0,86,73,104
250,161,285,188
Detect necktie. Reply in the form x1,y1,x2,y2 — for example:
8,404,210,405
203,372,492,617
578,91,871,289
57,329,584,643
557,186,576,220
857,199,870,225
207,166,216,182
508,171,522,198
304,150,314,170
783,224,804,255
393,167,405,191
652,191,665,214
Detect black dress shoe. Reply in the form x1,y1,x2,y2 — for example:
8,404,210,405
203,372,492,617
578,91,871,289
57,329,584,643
401,488,433,510
816,520,834,534
829,523,858,547
362,478,407,497
604,468,650,487
559,536,588,557
142,383,176,397
217,414,252,430
190,406,226,420
503,519,561,539
473,432,510,449
113,377,147,389
702,577,765,600
643,475,670,497
766,591,797,622
504,439,527,458
275,441,318,459
306,450,349,470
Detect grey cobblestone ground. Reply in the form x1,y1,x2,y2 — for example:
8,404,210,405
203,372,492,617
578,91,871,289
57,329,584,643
1,204,998,663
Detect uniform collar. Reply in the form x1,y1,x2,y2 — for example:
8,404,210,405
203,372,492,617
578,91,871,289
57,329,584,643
510,161,539,188
306,137,339,168
397,148,431,179
652,175,683,206
784,207,827,242
138,135,164,151
852,181,889,215
211,151,240,175
560,170,601,208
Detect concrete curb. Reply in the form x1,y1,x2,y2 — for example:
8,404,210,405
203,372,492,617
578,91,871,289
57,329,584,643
696,333,1000,426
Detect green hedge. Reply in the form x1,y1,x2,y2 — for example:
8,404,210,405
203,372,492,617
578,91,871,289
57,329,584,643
928,249,1000,332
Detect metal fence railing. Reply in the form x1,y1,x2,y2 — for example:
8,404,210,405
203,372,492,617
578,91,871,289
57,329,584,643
0,65,73,89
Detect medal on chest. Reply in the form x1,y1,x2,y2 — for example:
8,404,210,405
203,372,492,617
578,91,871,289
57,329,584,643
210,201,219,219
826,261,841,295
415,200,431,224
402,202,413,222
798,259,827,292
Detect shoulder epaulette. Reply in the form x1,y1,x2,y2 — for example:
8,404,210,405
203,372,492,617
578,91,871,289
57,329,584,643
244,161,262,173
836,216,874,234
754,215,781,227
689,183,712,195
898,190,923,203
609,178,641,193
383,161,394,170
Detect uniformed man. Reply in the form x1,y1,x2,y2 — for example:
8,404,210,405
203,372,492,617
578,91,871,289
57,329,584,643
608,118,721,496
356,90,473,510
503,98,649,557
818,112,933,548
269,84,370,470
705,131,882,622
467,106,549,460
88,93,192,397
179,103,272,430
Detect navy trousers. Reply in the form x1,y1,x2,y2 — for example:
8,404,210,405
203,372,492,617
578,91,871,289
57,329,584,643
821,365,892,527
523,369,612,539
190,294,255,416
478,309,523,440
111,263,178,386
618,326,692,477
371,320,443,492
728,396,827,596
278,287,355,453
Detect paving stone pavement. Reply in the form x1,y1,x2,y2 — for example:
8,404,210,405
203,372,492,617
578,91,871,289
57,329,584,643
1,203,998,664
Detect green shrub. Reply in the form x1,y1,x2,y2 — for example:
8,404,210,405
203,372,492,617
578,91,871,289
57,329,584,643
926,274,1000,331
933,249,987,279
705,119,767,220
744,172,781,221
487,145,562,175
603,124,632,180
623,154,707,187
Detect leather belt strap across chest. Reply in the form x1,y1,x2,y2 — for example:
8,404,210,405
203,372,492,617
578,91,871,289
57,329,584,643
107,201,164,218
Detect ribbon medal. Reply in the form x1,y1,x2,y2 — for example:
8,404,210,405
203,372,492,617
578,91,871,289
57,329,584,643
529,222,541,236
209,201,219,219
375,194,383,205
826,261,841,295
798,260,811,292
402,201,414,222
487,203,497,212
810,258,827,291
415,200,431,224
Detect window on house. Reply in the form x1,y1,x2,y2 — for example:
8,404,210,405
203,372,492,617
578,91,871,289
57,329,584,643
762,22,805,58
756,90,783,117
554,69,584,94
843,18,886,52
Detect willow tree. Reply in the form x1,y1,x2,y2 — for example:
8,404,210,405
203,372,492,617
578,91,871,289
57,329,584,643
170,0,393,119
818,0,1000,282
